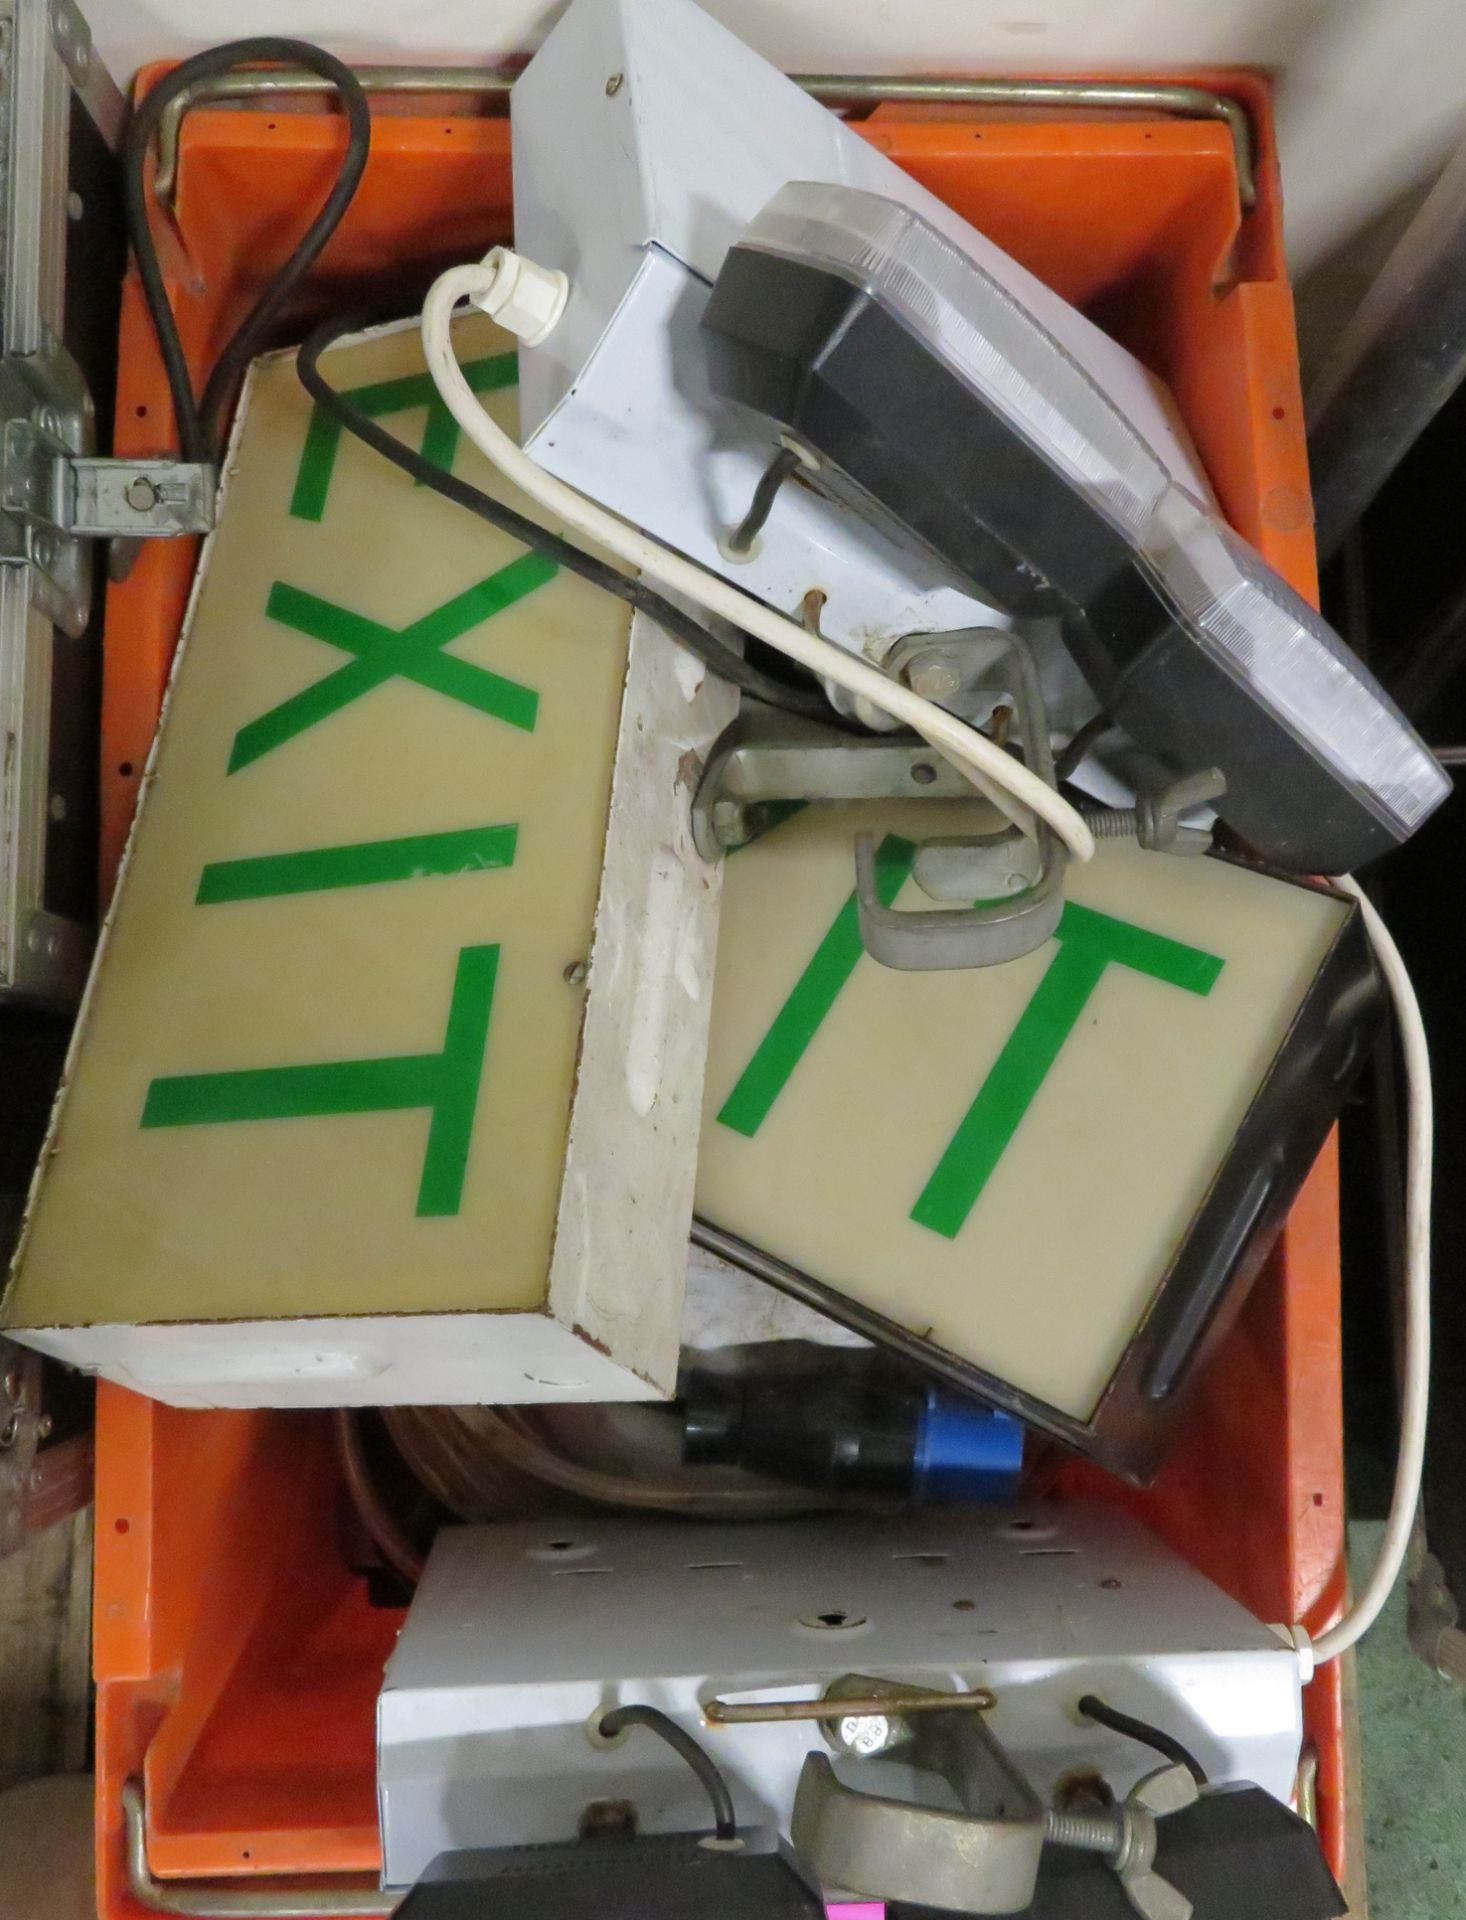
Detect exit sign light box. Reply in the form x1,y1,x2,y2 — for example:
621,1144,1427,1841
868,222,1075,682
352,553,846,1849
1,316,734,1408
696,802,1379,1479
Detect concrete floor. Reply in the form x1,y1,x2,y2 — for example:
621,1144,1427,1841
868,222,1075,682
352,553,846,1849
1354,1521,1466,1917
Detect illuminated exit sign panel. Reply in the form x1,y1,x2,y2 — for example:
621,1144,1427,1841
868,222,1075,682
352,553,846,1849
697,802,1374,1475
4,317,733,1407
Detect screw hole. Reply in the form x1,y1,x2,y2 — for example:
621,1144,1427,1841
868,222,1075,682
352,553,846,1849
1099,1577,1123,1591
118,761,135,777
530,1536,598,1563
1272,406,1286,420
799,1608,868,1631
114,1517,131,1534
134,404,148,419
1312,1491,1325,1506
266,121,277,131
952,1598,977,1612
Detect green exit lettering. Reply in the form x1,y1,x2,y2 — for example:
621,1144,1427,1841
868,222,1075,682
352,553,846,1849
142,944,500,1218
717,838,1224,1239
230,557,552,773
290,352,519,521
136,350,548,1229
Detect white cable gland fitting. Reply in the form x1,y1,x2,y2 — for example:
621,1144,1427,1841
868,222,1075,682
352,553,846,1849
471,247,570,348
1270,1622,1316,1684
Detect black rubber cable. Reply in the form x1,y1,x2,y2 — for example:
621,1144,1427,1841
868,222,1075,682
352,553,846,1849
598,1705,738,1839
297,309,836,717
124,41,837,714
1054,708,1116,785
1077,1693,1208,1787
122,39,372,463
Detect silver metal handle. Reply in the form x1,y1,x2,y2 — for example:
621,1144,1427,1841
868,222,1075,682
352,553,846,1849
122,1782,398,1918
150,68,1256,214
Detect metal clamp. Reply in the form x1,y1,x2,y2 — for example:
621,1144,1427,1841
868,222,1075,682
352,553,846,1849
1079,767,1225,858
791,1678,1047,1914
855,629,1066,971
691,705,971,860
1044,1763,1199,1920
695,632,1067,971
787,1677,1197,1920
149,69,1256,217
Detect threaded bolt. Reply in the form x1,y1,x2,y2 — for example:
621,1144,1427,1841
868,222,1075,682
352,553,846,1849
1080,806,1142,842
1045,1807,1125,1855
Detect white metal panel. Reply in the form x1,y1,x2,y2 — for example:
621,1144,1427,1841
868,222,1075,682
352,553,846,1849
512,0,1206,483
377,1508,1303,1886
16,1309,662,1407
519,243,1005,663
506,0,1210,673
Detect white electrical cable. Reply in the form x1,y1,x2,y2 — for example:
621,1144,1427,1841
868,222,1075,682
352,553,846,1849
422,259,1431,1669
1308,874,1432,1665
420,260,1096,864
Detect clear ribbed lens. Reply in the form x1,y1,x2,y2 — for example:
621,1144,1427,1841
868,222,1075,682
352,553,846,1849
741,180,1171,541
1145,490,1450,836
736,179,1449,858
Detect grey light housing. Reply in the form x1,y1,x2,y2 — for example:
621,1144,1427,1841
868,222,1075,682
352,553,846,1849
702,181,1449,874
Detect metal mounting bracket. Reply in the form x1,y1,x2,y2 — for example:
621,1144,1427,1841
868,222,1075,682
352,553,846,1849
0,0,134,996
791,1678,1047,1913
690,704,972,861
693,630,1069,972
2,408,215,564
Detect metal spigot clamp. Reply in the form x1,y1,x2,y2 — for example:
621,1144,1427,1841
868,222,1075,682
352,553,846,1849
1044,1762,1200,1920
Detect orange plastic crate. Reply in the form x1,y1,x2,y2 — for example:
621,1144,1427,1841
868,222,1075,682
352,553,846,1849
92,71,1350,1917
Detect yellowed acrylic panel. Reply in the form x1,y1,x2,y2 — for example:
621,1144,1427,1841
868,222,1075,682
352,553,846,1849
697,801,1347,1421
7,316,630,1328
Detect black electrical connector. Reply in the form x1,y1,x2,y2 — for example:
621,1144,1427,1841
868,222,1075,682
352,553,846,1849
682,1355,1022,1501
